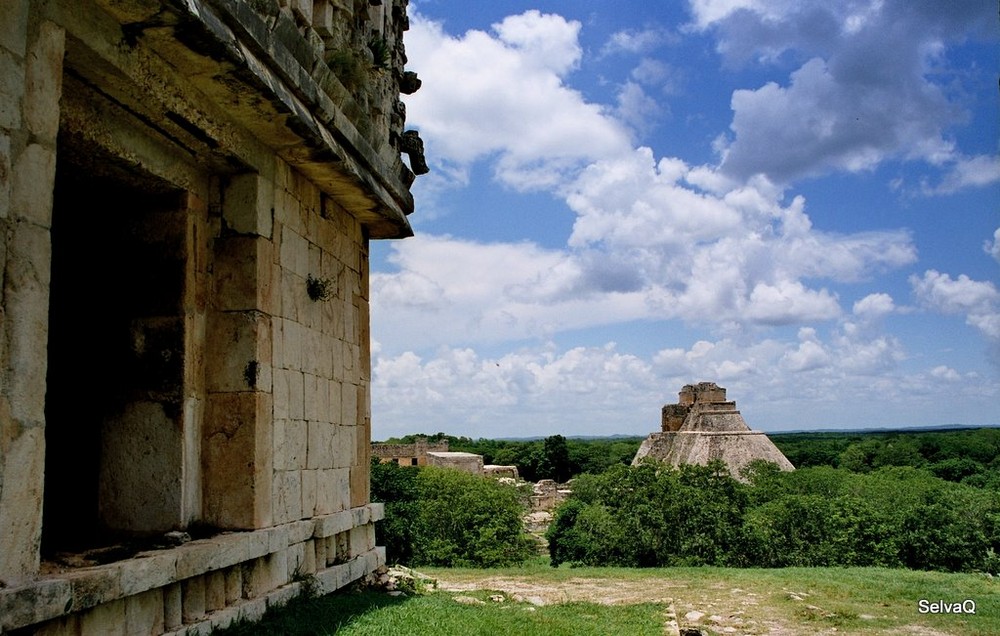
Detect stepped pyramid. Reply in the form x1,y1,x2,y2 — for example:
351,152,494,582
632,382,794,480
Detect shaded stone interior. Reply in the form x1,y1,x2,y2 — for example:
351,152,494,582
44,148,187,554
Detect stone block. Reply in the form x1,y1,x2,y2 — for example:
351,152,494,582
246,529,271,560
272,368,290,420
279,227,309,278
287,369,305,420
302,373,319,420
237,596,268,625
287,419,308,470
0,0,28,55
285,541,306,581
125,589,164,636
0,133,11,220
206,311,272,393
301,469,317,517
99,400,185,534
224,567,242,605
351,524,375,555
271,312,285,368
307,420,335,469
203,392,274,529
314,537,327,571
328,379,342,424
314,508,352,539
302,539,316,574
287,518,315,544
181,576,206,624
4,220,52,424
341,382,358,427
223,173,273,238
176,538,246,580
333,423,357,469
23,20,64,141
274,470,303,523
350,465,369,508
120,551,178,596
205,571,226,612
65,565,122,612
11,143,56,228
0,47,24,130
370,502,385,523
0,424,44,584
350,505,370,528
0,578,72,631
163,583,182,631
213,236,275,313
282,317,303,375
32,614,79,636
80,597,126,636
243,557,274,599
287,0,312,24
315,467,349,514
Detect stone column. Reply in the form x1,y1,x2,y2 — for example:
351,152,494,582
202,174,276,529
0,2,64,585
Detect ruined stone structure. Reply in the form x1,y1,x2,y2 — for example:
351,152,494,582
372,437,449,466
426,451,484,475
372,439,494,475
633,383,794,480
0,0,425,633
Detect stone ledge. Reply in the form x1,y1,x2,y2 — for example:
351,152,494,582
162,547,384,636
0,504,382,632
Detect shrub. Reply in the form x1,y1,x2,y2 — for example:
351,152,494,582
372,461,535,568
548,460,1000,573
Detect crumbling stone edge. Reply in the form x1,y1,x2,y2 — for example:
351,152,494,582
0,504,386,634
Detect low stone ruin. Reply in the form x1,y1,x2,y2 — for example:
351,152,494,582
633,382,794,481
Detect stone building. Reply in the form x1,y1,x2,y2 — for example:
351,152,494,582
371,437,449,467
0,0,425,633
372,438,490,475
633,383,794,481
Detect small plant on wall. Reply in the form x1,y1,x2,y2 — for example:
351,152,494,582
306,274,334,302
368,36,391,70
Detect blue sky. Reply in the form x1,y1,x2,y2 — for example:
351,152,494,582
369,0,999,439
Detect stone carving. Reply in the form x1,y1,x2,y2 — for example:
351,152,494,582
399,129,430,175
633,383,794,480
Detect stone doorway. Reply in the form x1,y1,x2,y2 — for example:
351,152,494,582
42,145,192,556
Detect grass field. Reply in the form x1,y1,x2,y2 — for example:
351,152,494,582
216,561,998,635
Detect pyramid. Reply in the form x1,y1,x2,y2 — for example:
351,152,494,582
632,382,794,481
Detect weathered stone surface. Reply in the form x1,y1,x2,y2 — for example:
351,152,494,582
634,383,795,480
80,597,126,636
120,552,178,597
0,578,72,631
99,400,185,533
10,143,56,228
1,0,415,628
203,392,274,529
223,173,274,238
23,20,64,141
125,589,165,636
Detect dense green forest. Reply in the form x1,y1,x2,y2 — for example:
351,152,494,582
547,460,999,572
372,428,999,573
378,427,1000,487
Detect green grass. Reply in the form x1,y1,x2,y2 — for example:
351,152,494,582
215,590,664,636
216,563,998,635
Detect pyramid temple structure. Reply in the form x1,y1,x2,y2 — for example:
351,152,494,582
632,382,794,480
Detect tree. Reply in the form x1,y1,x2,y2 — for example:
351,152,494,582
540,434,572,482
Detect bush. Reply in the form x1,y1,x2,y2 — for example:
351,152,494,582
372,461,535,568
548,460,1000,573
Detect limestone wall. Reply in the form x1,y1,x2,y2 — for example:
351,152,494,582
0,0,420,632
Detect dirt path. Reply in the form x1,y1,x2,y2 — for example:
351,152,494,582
428,572,960,636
